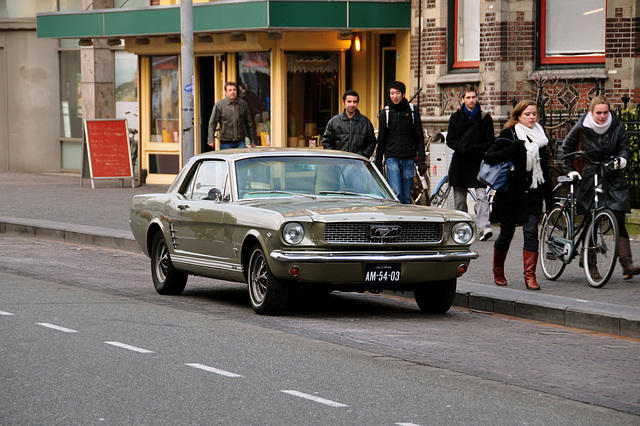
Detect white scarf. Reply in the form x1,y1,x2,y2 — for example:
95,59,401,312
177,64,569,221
583,111,612,135
514,122,548,189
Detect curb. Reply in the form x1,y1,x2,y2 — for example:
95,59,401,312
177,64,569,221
2,216,639,339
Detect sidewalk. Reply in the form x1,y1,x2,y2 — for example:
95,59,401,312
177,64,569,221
1,171,639,338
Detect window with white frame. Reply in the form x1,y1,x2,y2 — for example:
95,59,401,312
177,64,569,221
453,0,479,69
541,0,605,65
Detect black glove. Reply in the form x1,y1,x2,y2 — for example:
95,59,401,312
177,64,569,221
416,159,427,176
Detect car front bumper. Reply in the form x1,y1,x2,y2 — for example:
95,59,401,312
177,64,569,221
269,250,478,284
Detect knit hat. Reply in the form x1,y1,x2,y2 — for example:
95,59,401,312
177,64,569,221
388,81,406,95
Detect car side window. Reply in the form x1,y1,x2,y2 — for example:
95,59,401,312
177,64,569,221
186,160,229,201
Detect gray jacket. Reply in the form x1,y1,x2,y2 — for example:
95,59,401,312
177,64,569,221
208,97,256,145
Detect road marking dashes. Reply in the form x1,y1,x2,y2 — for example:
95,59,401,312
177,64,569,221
36,322,77,333
280,390,348,407
185,363,243,377
104,341,153,353
0,310,15,316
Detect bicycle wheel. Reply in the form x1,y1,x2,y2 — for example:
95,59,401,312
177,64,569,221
429,177,449,207
582,209,619,288
411,170,428,205
539,207,569,280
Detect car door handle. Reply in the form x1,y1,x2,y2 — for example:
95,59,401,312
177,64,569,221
177,204,189,211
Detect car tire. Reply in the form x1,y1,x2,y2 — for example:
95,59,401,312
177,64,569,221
413,279,456,314
150,231,187,295
247,244,288,315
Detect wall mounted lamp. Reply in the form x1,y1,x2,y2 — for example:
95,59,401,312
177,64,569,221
337,30,353,40
78,38,93,46
266,31,282,40
135,37,150,45
165,35,180,44
106,38,122,46
354,35,361,51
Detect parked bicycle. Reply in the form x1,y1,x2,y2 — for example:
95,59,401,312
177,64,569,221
539,152,620,288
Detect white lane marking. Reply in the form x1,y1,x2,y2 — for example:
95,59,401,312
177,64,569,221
104,341,153,353
36,322,78,333
185,363,243,378
396,423,422,426
280,390,348,407
0,310,15,316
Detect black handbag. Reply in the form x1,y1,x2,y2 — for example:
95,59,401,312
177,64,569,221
477,160,515,192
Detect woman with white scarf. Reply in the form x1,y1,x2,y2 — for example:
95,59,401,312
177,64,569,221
484,100,554,290
563,95,640,280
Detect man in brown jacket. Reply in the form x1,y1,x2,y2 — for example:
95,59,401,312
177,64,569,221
208,81,256,150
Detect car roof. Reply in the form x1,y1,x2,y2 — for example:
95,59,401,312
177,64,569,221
190,147,368,162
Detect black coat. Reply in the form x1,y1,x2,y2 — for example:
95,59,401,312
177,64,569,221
446,106,495,188
321,109,377,158
484,127,554,224
376,98,426,162
562,111,631,214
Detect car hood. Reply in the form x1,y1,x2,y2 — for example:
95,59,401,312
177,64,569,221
240,197,472,222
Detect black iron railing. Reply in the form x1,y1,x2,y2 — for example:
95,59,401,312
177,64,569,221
618,105,640,209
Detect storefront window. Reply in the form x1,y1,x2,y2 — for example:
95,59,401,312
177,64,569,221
237,52,271,146
150,55,180,143
286,52,339,148
115,51,138,133
59,43,83,170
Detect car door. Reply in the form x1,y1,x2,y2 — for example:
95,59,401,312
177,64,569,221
171,159,235,274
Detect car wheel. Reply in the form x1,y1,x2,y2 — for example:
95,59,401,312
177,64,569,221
413,279,457,314
150,231,187,295
247,245,288,315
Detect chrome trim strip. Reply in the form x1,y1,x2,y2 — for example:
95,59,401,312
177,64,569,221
270,250,478,263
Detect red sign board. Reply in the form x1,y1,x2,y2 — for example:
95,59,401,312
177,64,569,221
83,119,133,183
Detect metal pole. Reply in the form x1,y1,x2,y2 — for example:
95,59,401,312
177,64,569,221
181,0,194,165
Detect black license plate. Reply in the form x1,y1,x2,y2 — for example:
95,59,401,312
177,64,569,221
364,263,401,282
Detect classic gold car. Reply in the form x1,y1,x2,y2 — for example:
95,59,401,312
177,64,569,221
130,148,478,315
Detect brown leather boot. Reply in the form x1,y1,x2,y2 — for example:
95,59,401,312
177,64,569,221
493,248,508,286
619,237,640,280
523,250,540,290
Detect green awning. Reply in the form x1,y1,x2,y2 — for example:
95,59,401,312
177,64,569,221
37,1,410,38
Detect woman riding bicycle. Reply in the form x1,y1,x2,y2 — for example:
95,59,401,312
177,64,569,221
562,95,640,280
485,100,554,290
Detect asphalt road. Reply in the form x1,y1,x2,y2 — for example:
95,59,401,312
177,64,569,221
1,235,639,424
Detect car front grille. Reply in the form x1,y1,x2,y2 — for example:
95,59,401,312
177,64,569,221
323,222,443,244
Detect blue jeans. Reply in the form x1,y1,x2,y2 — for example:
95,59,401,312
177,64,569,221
220,140,246,150
385,158,415,204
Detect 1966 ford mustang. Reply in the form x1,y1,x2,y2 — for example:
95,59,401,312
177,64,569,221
130,148,478,315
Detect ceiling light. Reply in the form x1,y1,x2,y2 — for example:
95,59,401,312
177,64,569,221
230,32,246,42
165,35,180,43
79,38,93,46
197,33,213,43
135,37,150,45
107,38,121,46
266,31,282,40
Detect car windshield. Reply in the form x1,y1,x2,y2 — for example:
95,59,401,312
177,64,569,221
235,156,395,200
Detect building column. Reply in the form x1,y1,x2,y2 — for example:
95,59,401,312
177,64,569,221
81,0,114,120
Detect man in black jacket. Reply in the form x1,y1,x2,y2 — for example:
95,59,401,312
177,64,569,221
446,85,495,240
376,81,426,204
322,90,377,158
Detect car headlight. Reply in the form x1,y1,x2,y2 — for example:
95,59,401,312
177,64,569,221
451,222,473,244
282,222,305,245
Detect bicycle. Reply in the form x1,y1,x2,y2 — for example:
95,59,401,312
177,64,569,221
428,174,497,212
539,153,620,288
